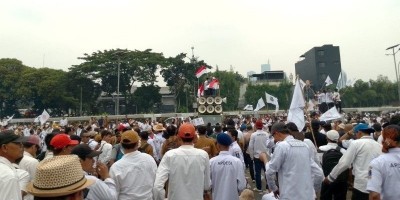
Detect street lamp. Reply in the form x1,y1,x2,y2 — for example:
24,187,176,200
112,50,128,115
386,44,400,103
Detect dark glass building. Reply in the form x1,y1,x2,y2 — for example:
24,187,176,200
295,44,342,90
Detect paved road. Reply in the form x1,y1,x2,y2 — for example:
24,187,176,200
244,169,353,200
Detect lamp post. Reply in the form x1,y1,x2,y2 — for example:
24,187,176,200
80,86,82,116
112,50,128,115
116,61,120,115
386,44,400,103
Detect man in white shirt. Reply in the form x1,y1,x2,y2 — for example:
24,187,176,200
324,126,382,200
71,144,117,200
248,120,270,192
367,125,400,200
152,124,166,163
19,135,40,181
153,123,210,200
227,129,245,170
97,130,113,164
333,89,342,113
319,130,348,200
210,133,246,200
266,122,324,200
110,130,157,200
0,130,25,200
81,130,99,151
18,135,40,200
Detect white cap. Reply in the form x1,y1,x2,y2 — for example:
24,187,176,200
326,130,339,142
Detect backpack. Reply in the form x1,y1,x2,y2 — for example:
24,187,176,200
322,146,349,182
138,143,150,153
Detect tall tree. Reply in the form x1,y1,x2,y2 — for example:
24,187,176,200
161,53,210,112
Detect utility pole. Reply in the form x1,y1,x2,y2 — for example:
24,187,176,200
386,44,400,103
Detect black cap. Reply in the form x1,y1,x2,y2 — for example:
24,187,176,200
0,130,26,145
271,122,288,135
71,144,101,160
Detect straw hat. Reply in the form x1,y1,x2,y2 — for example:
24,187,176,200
153,124,166,132
26,155,94,197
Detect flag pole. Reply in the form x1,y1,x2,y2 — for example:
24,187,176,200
297,75,318,149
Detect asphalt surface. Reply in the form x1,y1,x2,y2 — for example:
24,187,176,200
244,169,353,200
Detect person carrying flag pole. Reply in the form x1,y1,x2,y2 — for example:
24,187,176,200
195,65,207,96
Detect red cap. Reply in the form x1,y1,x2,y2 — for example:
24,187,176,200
255,120,263,129
50,134,79,149
178,123,196,139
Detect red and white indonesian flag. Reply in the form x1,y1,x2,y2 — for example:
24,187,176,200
195,65,207,78
197,84,204,97
209,78,219,89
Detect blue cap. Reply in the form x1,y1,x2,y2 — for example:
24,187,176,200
217,133,232,146
240,124,247,131
353,123,368,133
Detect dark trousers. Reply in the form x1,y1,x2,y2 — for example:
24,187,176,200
335,101,342,113
244,152,254,181
320,181,348,200
254,158,266,190
352,188,369,200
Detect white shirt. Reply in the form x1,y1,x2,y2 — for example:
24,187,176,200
328,136,382,193
153,133,165,161
86,139,98,151
265,136,324,200
0,156,22,200
14,168,30,200
18,151,39,181
333,92,341,102
98,140,112,164
229,141,245,169
304,139,321,166
153,145,210,200
110,151,157,200
248,129,270,159
146,138,158,160
367,148,400,200
210,151,246,200
319,143,347,155
85,173,117,200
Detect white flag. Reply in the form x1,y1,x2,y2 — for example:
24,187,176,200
319,106,342,121
6,114,14,123
265,92,279,113
287,78,306,131
243,104,253,111
336,72,345,90
60,118,68,126
254,97,265,111
40,110,50,125
299,79,306,89
325,75,333,86
34,116,41,123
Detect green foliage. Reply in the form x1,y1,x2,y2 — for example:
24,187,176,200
244,81,292,110
129,85,162,113
161,53,210,112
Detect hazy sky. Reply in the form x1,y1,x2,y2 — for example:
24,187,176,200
1,0,399,86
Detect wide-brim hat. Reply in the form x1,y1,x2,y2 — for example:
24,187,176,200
153,124,166,132
26,155,94,197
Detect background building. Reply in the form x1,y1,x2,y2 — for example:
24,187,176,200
261,60,271,73
295,44,342,90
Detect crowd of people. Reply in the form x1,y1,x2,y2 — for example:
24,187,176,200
0,110,399,200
